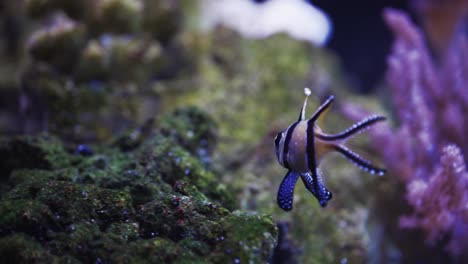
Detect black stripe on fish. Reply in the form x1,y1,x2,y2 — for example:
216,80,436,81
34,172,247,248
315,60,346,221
306,118,320,196
277,171,300,211
305,96,334,198
282,122,299,169
334,145,386,175
317,115,386,141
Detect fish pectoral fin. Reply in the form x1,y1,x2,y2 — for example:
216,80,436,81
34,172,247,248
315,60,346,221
300,170,333,207
277,171,300,211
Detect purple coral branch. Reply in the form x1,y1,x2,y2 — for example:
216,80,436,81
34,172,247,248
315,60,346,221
400,145,468,256
343,8,468,257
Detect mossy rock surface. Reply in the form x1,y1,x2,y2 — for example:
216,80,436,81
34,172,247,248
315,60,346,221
0,108,277,263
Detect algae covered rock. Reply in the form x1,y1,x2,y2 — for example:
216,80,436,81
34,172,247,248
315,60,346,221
87,0,143,34
0,234,60,263
159,106,218,157
0,107,278,262
18,0,186,140
0,134,72,176
27,13,86,72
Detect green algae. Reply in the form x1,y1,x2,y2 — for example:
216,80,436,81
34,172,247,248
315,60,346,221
0,106,277,262
159,106,218,156
0,234,61,263
217,211,278,263
0,134,73,176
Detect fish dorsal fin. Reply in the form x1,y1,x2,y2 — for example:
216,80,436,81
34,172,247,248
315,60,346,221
310,95,334,124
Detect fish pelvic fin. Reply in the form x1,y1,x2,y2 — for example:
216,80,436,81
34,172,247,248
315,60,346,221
300,170,332,207
277,171,300,211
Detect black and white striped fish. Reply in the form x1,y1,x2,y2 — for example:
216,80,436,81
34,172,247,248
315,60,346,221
274,88,386,211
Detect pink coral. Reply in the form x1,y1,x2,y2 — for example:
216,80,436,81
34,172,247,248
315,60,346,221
343,8,468,257
400,145,468,255
383,8,468,256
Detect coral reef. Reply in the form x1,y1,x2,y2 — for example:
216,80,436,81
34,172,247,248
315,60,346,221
0,108,277,263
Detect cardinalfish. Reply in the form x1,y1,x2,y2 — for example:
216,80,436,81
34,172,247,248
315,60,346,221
274,88,386,211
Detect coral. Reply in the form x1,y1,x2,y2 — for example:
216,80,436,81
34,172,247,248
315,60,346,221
412,0,468,57
343,8,468,259
383,8,468,175
400,145,468,256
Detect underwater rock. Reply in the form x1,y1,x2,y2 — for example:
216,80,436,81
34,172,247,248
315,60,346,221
16,0,185,140
87,0,142,35
0,180,134,237
0,134,71,177
270,222,300,264
142,0,182,44
159,106,218,158
27,13,86,73
0,105,276,262
75,35,164,82
25,0,92,20
0,234,60,263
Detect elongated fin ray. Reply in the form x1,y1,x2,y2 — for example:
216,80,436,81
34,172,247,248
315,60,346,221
310,95,335,123
334,145,386,176
298,87,312,121
300,171,333,207
317,115,386,141
277,171,300,211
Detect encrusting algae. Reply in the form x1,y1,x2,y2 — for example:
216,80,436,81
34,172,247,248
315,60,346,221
0,108,277,263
